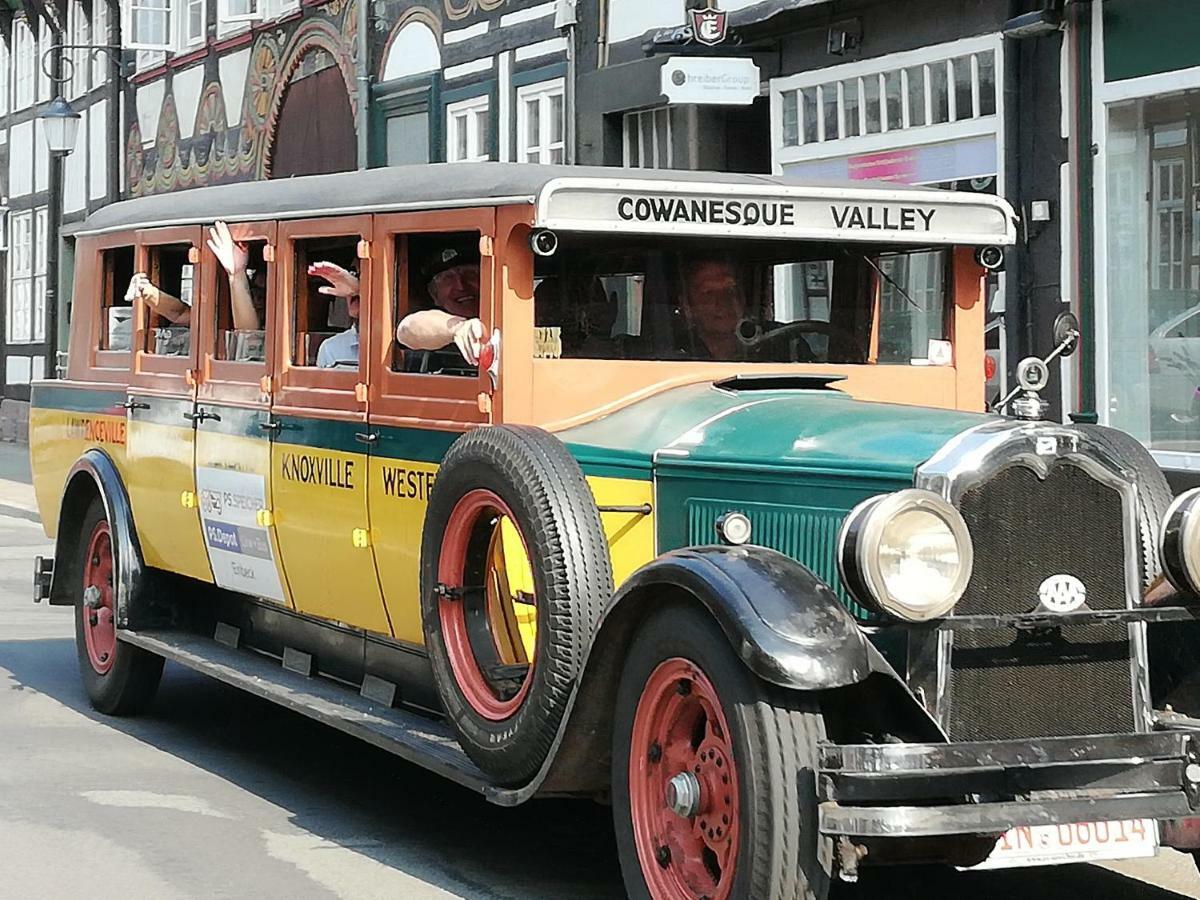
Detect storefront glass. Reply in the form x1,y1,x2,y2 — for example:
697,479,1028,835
1105,92,1200,451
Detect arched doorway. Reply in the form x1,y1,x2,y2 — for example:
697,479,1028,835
269,48,356,179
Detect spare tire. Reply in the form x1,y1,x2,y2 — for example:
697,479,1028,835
420,425,614,785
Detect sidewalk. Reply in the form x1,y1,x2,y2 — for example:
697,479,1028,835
0,442,38,520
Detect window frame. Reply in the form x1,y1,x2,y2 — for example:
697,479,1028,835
446,95,491,163
368,207,494,427
516,78,565,164
182,0,207,48
272,215,373,418
130,225,204,392
123,0,175,52
76,233,137,381
13,19,34,110
7,210,32,344
196,219,277,405
217,0,261,24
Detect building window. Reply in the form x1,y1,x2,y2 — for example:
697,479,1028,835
777,46,997,149
8,211,32,344
92,1,109,85
184,0,206,46
1105,92,1200,454
68,3,90,99
36,19,50,102
0,37,9,117
125,0,174,51
517,79,565,164
219,0,261,22
386,111,430,165
13,20,33,111
33,207,46,342
446,96,490,162
623,107,673,168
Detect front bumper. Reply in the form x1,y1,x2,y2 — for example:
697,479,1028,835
818,729,1200,839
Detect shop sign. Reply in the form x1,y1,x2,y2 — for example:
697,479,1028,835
689,0,728,46
661,56,759,106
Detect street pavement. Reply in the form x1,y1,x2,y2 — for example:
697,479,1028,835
2,439,1200,898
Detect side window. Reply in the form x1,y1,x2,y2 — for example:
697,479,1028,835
394,230,482,376
215,238,269,363
291,234,361,370
141,243,195,357
99,246,135,351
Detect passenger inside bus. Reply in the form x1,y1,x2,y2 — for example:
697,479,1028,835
290,234,362,369
395,236,484,370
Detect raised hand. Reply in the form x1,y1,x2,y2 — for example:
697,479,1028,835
308,261,360,297
452,317,485,365
124,272,157,304
206,220,248,276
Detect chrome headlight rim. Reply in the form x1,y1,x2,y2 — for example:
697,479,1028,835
1161,487,1200,594
837,488,974,622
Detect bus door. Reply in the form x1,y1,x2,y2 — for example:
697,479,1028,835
192,220,291,606
126,226,212,583
269,216,392,636
367,210,494,645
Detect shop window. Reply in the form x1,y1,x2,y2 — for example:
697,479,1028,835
394,230,482,377
1105,92,1200,453
99,246,135,352
215,240,269,363
141,243,195,357
775,43,998,149
623,107,673,168
291,234,361,369
517,79,565,164
447,96,490,162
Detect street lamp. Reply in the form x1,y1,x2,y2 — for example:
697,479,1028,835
40,95,82,155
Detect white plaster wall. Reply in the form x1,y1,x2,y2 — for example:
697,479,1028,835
34,119,46,193
382,22,441,80
64,118,87,213
8,120,31,197
89,100,107,202
220,49,251,127
136,79,166,144
173,64,206,140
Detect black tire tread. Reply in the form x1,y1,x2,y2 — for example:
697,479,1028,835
421,425,613,785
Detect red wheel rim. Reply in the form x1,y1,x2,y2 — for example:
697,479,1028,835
437,489,536,721
629,658,739,900
81,520,117,675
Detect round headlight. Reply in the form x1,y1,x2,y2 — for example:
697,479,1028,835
837,489,973,621
1161,487,1200,594
716,511,752,546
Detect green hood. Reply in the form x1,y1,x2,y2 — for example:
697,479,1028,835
560,381,991,481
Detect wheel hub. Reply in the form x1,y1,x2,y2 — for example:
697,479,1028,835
666,771,702,818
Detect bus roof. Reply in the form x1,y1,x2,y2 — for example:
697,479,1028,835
74,162,1017,246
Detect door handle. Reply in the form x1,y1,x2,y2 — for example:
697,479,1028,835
259,420,282,434
121,399,150,411
183,409,222,424
354,431,378,444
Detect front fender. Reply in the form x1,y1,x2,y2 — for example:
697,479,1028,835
49,449,147,628
616,545,883,690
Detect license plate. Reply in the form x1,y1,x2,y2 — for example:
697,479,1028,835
965,819,1158,870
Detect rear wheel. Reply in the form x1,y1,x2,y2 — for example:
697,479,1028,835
73,498,163,715
613,602,830,900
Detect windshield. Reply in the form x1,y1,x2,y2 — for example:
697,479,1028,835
532,235,950,365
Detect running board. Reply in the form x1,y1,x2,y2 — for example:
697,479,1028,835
118,628,523,806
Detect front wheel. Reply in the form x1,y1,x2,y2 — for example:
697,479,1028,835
612,602,831,900
73,498,163,715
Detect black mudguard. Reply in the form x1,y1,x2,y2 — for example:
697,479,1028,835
528,545,932,798
48,449,149,629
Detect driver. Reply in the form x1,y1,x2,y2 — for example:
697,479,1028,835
677,259,751,360
395,242,484,365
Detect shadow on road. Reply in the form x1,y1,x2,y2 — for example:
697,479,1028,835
1,635,1194,900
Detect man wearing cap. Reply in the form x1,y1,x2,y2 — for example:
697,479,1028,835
395,241,485,365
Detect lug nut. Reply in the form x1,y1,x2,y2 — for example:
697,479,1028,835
655,845,671,867
648,742,662,763
676,679,691,696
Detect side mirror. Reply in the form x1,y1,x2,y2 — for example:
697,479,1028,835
1053,311,1080,358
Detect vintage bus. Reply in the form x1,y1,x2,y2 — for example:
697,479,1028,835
29,163,1200,899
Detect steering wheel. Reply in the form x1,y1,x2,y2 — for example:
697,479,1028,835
738,319,861,362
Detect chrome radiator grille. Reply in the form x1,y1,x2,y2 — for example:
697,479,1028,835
956,463,1128,616
945,461,1135,741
